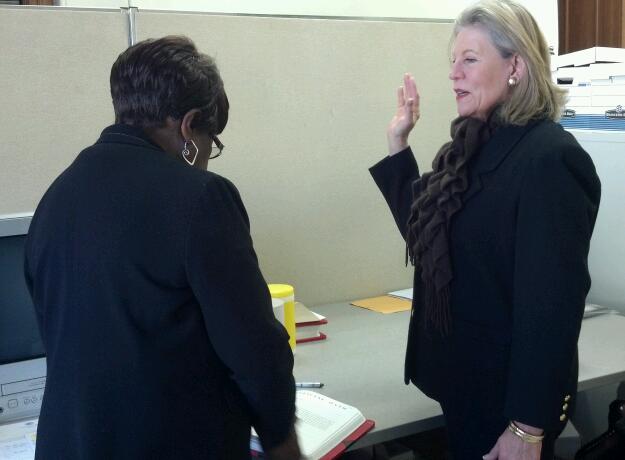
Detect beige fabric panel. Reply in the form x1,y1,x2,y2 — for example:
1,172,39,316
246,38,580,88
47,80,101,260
136,12,457,305
0,7,127,215
1,7,457,305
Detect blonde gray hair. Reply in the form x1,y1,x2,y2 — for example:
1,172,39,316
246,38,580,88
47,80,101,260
453,0,566,125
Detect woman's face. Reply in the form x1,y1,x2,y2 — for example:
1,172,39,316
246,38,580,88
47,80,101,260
449,26,514,121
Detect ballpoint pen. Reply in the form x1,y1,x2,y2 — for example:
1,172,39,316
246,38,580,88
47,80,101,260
295,382,324,388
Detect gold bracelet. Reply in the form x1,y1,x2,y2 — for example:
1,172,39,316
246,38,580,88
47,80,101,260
507,421,544,444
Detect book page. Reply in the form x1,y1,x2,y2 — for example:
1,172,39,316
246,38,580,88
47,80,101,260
296,328,324,341
250,391,366,459
295,391,364,459
295,302,326,324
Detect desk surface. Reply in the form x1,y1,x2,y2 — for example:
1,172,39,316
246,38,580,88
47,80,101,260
2,305,623,455
293,303,625,449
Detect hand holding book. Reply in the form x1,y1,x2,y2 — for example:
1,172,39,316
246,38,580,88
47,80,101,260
251,391,374,460
265,429,301,460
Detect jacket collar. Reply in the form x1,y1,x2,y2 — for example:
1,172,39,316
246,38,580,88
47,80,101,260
462,119,541,204
96,124,164,153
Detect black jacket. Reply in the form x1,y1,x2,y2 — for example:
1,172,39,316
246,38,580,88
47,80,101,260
25,124,295,459
370,119,601,431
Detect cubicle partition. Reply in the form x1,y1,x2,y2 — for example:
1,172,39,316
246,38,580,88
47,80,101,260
0,6,127,213
0,5,456,305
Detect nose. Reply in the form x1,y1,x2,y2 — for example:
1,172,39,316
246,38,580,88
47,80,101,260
449,61,461,81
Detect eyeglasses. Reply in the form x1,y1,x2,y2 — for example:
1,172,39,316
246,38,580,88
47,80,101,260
209,136,224,160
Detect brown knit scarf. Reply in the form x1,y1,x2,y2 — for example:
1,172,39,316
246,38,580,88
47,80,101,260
406,115,499,335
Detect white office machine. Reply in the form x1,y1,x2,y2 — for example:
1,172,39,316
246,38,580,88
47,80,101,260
556,46,625,122
0,213,46,426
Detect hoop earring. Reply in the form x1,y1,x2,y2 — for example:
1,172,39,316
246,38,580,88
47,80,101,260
508,76,518,87
181,139,199,166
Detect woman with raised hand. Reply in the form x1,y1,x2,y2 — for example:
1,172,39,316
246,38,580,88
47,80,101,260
370,2,601,459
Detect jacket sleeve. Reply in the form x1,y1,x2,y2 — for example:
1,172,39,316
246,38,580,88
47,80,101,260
184,176,295,451
504,143,601,430
369,147,421,240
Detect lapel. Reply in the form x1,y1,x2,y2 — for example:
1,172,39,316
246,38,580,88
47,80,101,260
462,120,540,204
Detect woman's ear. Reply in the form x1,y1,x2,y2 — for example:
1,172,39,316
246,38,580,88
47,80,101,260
180,109,202,141
511,54,527,81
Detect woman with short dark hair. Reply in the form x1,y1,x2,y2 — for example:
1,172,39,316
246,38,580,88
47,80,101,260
25,36,300,460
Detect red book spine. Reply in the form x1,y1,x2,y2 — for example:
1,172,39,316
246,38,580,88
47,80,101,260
319,419,376,460
296,318,328,328
296,332,327,344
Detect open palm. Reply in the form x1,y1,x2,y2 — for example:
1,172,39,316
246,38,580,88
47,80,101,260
387,73,420,154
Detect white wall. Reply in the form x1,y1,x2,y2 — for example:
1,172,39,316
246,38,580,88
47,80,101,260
59,0,559,52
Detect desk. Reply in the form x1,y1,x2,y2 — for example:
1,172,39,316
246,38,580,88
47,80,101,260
2,306,623,457
293,303,625,450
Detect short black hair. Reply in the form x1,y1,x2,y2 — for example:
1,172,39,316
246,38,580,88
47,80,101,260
110,35,228,134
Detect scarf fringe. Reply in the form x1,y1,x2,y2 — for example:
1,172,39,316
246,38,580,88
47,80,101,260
423,282,452,336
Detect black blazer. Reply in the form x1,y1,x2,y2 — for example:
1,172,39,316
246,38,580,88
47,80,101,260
370,119,600,431
25,124,295,459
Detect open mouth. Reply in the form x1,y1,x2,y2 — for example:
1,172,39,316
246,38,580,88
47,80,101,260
455,89,469,99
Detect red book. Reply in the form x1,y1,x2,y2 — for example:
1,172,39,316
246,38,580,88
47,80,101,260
297,331,327,344
295,302,328,344
251,391,374,459
319,419,375,460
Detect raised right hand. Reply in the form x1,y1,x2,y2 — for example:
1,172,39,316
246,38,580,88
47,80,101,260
387,73,420,155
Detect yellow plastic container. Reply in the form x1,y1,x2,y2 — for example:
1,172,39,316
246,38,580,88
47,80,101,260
269,284,296,352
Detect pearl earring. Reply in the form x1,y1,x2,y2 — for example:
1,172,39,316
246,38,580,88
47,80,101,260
508,76,518,87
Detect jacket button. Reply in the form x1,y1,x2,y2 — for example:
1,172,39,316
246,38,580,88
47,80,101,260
562,403,568,411
564,395,571,402
560,414,567,422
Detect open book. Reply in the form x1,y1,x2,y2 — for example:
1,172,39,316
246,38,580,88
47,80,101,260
251,391,374,460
